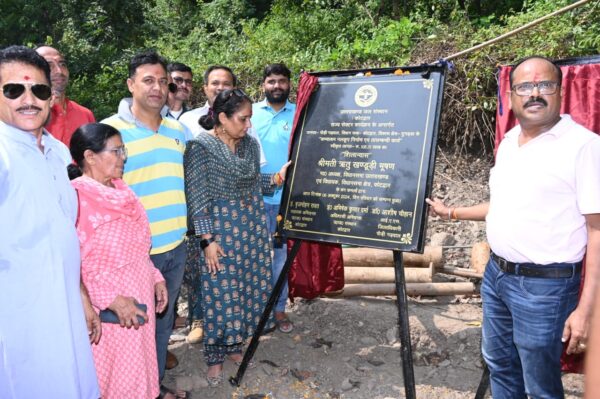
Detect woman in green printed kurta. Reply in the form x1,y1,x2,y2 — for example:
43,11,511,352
184,89,290,386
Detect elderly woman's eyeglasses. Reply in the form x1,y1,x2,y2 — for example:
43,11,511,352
103,146,128,159
511,81,559,96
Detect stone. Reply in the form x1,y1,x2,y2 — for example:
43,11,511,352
430,232,456,246
386,326,399,344
175,375,193,391
360,336,378,346
341,377,354,391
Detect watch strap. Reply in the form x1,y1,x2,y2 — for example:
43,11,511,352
200,236,215,250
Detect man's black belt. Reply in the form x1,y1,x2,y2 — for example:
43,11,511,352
491,252,582,278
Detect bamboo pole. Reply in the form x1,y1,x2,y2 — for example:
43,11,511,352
343,246,443,268
344,265,433,283
325,282,476,297
470,242,490,274
441,266,483,279
442,0,593,62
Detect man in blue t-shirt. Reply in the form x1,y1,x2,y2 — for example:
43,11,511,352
252,63,296,333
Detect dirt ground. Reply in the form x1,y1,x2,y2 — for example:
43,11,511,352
162,150,585,399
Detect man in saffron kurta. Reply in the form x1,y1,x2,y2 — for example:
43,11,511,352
36,46,95,147
0,46,99,398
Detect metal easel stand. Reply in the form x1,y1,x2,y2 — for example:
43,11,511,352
393,251,417,399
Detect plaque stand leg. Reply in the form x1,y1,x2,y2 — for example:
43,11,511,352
229,240,303,387
474,363,490,398
393,250,417,399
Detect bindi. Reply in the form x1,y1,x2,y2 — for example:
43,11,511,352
23,76,31,81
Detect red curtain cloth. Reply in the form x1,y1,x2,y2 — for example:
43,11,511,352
286,72,345,300
495,58,600,374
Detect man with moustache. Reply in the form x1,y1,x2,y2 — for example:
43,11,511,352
251,63,296,333
102,51,188,399
0,45,100,398
165,62,193,120
426,56,600,398
179,65,236,138
35,45,95,147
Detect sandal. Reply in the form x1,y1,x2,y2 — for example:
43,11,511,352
234,360,256,369
159,384,189,399
275,313,294,333
229,353,255,369
206,371,224,387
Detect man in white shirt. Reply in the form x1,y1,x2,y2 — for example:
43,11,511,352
426,55,600,399
179,65,236,138
0,45,99,399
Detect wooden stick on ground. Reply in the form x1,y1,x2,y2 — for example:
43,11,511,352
344,264,433,284
343,246,443,268
324,282,476,297
441,266,483,280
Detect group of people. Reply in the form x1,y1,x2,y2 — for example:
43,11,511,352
0,45,296,398
1,42,599,399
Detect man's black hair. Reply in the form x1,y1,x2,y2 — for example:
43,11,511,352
128,51,168,78
203,65,237,87
262,63,291,82
167,62,192,74
0,45,51,85
509,55,562,88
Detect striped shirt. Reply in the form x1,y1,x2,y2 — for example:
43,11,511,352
102,99,187,255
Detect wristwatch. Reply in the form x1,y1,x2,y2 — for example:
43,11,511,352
200,237,215,250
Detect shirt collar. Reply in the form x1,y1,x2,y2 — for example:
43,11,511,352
119,97,164,130
0,121,56,154
507,114,569,142
257,99,293,113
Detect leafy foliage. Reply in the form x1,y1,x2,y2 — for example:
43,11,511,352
1,0,598,152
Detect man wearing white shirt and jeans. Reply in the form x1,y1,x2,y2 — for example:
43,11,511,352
426,55,600,398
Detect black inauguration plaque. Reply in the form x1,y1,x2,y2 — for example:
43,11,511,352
281,67,445,252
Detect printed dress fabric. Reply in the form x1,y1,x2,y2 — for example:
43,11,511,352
72,176,164,399
184,133,276,358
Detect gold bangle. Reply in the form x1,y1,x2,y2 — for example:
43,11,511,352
452,208,458,220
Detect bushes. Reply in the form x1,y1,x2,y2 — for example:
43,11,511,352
5,0,596,151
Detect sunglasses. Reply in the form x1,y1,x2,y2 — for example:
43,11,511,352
227,88,248,98
2,83,52,101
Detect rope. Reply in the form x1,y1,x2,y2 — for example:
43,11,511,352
442,0,594,62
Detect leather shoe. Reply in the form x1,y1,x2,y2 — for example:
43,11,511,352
166,350,179,370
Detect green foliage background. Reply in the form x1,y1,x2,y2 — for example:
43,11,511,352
1,0,598,152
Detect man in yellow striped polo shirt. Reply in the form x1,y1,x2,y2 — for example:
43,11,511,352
102,51,188,398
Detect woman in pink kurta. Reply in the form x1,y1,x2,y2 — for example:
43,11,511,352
68,123,168,399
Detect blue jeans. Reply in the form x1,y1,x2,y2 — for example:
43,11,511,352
481,257,580,399
264,203,288,313
150,240,187,381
